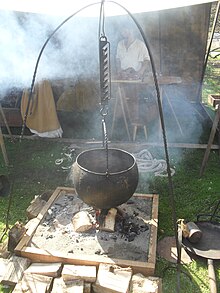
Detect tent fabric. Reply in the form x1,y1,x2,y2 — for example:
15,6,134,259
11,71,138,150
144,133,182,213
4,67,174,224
0,0,215,16
21,79,63,138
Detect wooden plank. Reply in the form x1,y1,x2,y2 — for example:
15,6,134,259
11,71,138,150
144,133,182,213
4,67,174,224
147,194,159,269
4,134,220,150
15,187,158,276
1,255,31,286
16,246,155,275
112,76,182,85
13,273,53,293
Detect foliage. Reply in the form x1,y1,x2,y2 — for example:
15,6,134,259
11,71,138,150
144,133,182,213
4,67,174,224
202,55,220,104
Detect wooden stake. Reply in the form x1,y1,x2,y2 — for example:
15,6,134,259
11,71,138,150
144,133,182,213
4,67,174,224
199,105,220,177
0,126,9,166
0,104,14,141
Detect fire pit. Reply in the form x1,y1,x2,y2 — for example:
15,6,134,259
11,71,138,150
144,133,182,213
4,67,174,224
15,187,158,275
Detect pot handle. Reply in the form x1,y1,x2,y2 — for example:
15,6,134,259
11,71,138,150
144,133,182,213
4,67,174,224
207,259,217,293
197,199,220,222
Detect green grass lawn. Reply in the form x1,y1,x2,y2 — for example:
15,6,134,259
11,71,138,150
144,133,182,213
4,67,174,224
0,137,219,292
0,54,220,292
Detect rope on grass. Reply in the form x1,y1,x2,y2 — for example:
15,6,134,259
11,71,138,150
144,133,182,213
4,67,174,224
133,149,175,177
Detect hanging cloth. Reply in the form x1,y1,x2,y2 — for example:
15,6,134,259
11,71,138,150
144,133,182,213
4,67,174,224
21,80,63,138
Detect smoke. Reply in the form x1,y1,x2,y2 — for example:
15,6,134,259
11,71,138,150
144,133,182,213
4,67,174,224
0,9,101,96
0,7,207,147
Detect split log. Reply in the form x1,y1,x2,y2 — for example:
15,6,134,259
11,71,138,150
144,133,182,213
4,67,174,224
13,273,53,293
0,258,7,283
129,273,162,293
26,190,53,220
24,262,63,277
93,263,132,293
51,277,84,293
99,208,117,232
8,221,26,252
0,238,10,258
26,197,47,220
1,255,31,286
84,282,92,293
72,211,93,232
62,264,96,283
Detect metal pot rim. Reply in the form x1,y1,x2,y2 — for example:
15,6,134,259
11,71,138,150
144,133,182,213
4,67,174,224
74,147,137,176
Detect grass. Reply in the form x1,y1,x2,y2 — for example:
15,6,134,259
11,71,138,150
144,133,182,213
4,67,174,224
0,55,220,293
0,140,70,233
0,137,220,292
138,147,220,293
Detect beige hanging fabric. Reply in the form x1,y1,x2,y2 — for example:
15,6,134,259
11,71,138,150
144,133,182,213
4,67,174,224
21,79,63,137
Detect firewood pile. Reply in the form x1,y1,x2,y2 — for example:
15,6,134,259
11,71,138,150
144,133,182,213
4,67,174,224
0,255,162,292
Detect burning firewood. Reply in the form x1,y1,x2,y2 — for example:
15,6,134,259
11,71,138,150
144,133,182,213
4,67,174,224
99,208,117,232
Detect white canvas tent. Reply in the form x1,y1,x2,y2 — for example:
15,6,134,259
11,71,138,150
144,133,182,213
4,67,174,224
0,0,219,143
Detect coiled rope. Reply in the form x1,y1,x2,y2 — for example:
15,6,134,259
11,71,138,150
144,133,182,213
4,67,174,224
133,149,175,177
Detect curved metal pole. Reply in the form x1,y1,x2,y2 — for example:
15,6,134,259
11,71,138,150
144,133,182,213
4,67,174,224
109,1,181,291
20,1,177,239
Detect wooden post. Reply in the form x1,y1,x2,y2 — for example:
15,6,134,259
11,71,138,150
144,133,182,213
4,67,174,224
0,104,14,141
111,83,131,141
199,105,220,177
0,126,9,166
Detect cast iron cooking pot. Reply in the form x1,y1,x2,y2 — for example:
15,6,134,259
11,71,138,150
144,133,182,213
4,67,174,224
72,148,139,209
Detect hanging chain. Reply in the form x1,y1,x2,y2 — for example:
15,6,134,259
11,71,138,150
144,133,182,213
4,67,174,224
99,35,111,116
99,35,111,176
99,1,111,176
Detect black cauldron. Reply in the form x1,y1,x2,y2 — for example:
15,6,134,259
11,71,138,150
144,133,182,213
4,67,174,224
72,148,139,209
